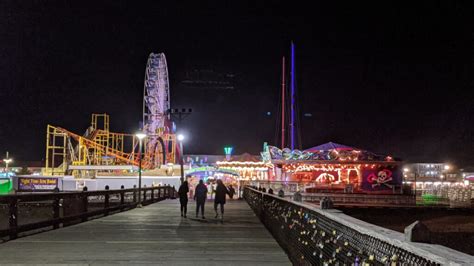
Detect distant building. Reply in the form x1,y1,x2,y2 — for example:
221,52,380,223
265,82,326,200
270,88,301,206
8,161,43,175
459,166,474,184
184,154,226,168
402,163,459,182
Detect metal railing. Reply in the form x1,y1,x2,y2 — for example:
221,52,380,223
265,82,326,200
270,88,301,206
244,187,440,265
0,185,176,240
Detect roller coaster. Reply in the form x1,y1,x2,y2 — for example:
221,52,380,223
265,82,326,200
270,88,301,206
43,53,177,177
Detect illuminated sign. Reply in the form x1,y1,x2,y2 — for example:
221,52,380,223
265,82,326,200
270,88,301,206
18,177,58,191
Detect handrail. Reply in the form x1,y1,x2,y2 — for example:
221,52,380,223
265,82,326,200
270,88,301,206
244,187,474,265
0,185,176,240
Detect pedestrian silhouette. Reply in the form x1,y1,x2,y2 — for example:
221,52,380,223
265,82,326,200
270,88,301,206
214,179,230,222
178,181,189,218
228,185,236,199
194,180,208,219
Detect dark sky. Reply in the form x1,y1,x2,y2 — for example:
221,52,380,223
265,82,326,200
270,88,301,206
0,1,473,166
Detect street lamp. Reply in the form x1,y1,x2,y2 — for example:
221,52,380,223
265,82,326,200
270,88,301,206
135,132,147,208
442,164,451,181
3,152,12,173
404,168,417,204
177,134,185,184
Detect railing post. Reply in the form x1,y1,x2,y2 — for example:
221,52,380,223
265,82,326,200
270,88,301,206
151,187,155,202
171,186,176,199
9,197,18,240
104,185,110,216
53,188,60,229
143,186,147,203
158,187,161,199
82,186,88,222
120,185,125,210
133,185,137,203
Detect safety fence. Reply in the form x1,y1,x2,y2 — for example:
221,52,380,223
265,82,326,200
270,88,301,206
244,187,444,265
0,185,176,240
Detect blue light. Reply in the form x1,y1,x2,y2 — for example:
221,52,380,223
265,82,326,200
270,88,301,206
224,146,233,155
266,111,271,116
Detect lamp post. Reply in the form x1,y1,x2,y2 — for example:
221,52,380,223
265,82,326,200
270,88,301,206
177,134,185,184
404,167,416,205
3,152,12,173
135,133,147,208
443,164,451,181
414,172,417,205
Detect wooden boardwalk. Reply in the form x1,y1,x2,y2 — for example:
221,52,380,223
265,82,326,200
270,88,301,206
0,199,291,265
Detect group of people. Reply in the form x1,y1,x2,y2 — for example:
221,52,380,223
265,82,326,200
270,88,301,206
177,179,236,221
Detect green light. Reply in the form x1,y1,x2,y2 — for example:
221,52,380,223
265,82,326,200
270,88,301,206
0,178,12,194
420,194,441,205
224,146,233,155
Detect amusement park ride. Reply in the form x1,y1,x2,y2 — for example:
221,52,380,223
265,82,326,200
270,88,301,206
43,53,178,177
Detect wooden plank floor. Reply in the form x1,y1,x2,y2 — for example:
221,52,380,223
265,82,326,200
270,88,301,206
0,199,291,265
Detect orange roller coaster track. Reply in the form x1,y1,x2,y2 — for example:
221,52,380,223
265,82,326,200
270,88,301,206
44,114,176,176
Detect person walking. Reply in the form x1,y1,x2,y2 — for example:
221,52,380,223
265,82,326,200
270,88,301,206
178,181,189,218
194,180,208,219
214,179,230,221
228,185,235,199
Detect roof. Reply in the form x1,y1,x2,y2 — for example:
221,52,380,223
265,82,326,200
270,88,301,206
229,153,260,162
305,142,354,152
266,142,397,162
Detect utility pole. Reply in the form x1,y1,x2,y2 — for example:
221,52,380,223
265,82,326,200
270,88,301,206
281,56,286,149
3,152,12,173
168,108,193,125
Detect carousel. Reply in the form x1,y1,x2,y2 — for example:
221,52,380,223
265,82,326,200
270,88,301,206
263,142,402,194
216,153,273,181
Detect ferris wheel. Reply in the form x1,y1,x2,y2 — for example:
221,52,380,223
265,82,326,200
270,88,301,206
142,53,171,167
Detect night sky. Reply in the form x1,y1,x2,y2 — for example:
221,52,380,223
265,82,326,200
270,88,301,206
1,1,473,166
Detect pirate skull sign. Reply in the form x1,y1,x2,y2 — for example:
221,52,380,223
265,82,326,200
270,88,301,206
367,169,393,188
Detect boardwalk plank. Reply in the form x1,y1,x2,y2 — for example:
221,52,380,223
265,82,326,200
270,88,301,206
0,199,291,265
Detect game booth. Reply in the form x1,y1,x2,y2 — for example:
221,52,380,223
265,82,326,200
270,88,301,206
185,166,241,198
263,142,403,194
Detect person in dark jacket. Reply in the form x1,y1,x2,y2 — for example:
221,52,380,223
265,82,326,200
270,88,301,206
194,180,208,219
268,188,274,194
228,185,235,199
178,181,189,218
214,179,230,221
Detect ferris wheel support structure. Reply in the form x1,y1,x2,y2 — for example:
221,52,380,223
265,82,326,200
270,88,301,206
142,53,173,168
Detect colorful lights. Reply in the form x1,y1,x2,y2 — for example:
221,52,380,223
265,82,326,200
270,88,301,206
216,160,273,181
224,146,233,155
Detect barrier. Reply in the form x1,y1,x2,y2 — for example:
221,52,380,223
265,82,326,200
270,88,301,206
244,187,473,265
0,185,175,240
